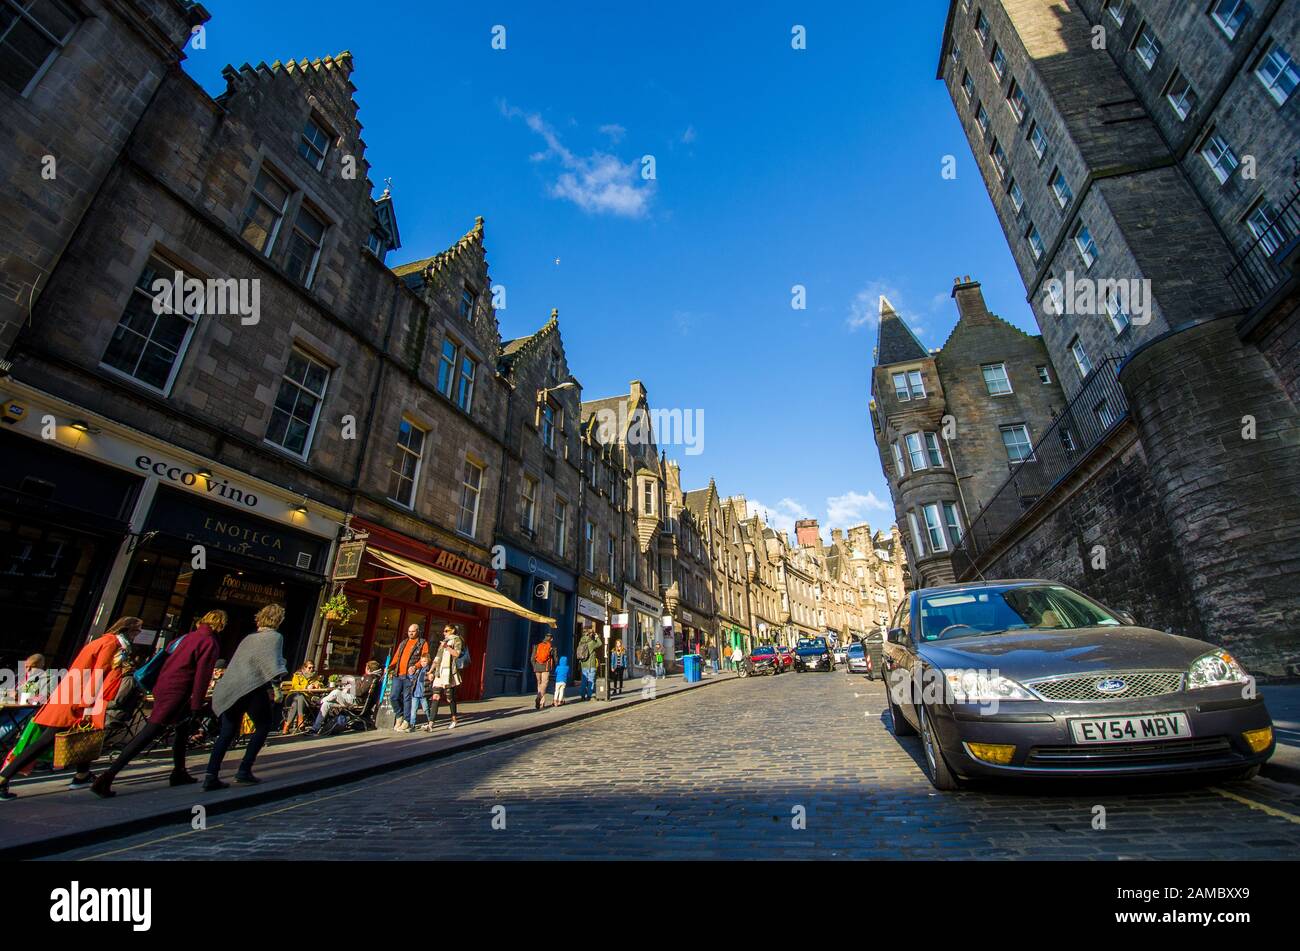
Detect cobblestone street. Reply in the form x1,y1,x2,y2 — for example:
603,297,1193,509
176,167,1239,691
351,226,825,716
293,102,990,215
50,671,1300,861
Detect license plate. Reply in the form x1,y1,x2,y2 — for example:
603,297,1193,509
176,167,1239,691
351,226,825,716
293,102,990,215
1069,712,1191,744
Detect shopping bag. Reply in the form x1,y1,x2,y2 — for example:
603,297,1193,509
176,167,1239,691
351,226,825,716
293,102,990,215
53,720,104,770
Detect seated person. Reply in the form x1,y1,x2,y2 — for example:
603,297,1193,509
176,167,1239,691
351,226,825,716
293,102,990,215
281,661,321,734
310,661,381,734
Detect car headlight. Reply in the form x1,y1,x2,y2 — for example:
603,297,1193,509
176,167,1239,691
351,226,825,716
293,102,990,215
944,669,1035,702
1186,650,1249,690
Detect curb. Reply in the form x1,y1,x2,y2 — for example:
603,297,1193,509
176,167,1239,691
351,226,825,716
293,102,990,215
4,674,737,861
1261,743,1300,786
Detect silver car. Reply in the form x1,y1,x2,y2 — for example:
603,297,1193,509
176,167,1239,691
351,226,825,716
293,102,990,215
881,580,1275,790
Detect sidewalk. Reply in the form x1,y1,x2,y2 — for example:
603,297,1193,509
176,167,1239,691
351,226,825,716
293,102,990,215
0,671,735,859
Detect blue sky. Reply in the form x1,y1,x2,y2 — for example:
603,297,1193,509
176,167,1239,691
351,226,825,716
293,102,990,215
189,1,1032,540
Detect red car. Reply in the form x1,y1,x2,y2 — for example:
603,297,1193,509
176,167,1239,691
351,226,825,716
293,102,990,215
774,646,795,671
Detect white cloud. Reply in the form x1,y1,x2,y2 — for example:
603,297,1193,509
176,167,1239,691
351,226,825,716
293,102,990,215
598,123,626,143
746,497,811,538
502,104,654,218
847,279,902,330
826,491,890,525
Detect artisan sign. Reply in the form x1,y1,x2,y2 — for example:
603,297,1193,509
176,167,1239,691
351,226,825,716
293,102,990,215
432,547,492,585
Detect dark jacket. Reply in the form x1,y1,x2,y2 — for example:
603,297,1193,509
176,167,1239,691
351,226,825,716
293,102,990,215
149,625,221,724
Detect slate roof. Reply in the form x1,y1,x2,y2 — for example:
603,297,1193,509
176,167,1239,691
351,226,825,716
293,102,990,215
874,296,928,366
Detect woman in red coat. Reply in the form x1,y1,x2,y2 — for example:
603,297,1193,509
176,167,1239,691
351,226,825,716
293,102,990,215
91,610,224,798
0,616,142,802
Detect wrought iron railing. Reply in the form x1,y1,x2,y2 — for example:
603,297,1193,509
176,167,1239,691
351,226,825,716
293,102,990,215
1226,183,1300,310
951,357,1130,579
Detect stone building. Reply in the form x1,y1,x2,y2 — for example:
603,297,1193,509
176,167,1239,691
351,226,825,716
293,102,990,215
486,311,585,695
779,533,822,643
846,524,908,631
663,460,716,660
727,498,785,647
686,480,753,655
0,39,550,696
935,0,1300,674
0,0,209,365
870,290,1065,587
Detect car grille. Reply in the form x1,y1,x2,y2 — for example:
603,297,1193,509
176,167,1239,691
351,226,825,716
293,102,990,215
1025,671,1184,702
1025,737,1233,768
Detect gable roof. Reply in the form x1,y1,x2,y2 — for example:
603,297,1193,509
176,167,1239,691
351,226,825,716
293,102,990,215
391,216,486,282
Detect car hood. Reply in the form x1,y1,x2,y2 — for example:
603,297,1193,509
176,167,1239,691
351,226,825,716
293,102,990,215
918,626,1217,680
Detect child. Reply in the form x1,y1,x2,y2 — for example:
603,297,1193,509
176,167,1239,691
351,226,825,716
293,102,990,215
553,653,570,707
412,655,432,731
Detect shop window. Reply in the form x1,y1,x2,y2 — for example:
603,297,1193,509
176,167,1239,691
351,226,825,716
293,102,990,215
322,597,370,673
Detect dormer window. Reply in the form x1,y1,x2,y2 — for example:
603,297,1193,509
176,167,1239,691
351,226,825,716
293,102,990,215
299,117,332,171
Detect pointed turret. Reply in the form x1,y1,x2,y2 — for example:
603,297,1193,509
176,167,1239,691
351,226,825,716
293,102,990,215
874,295,928,366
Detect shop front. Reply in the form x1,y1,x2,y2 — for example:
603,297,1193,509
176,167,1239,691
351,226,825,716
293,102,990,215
576,577,621,680
624,585,663,675
485,543,576,697
321,519,554,703
0,426,141,671
0,383,343,670
114,486,331,667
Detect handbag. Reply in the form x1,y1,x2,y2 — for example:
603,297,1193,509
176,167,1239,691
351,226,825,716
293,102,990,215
54,720,104,770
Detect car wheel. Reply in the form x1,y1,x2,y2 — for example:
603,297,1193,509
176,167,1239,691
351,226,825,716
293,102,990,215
886,680,916,737
919,706,962,791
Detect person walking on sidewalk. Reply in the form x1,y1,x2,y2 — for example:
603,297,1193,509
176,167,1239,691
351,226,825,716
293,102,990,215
609,637,628,696
553,653,570,706
532,632,556,710
427,624,464,731
203,603,287,791
654,642,666,679
577,624,602,701
388,623,428,733
0,617,141,802
92,611,223,798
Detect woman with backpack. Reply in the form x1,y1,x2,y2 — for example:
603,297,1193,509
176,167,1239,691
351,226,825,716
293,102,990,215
92,610,223,798
532,632,556,710
427,623,464,731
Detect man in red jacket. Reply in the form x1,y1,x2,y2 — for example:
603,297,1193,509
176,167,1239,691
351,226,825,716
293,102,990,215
91,611,223,798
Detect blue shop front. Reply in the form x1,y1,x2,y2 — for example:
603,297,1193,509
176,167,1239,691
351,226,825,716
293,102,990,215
484,542,576,697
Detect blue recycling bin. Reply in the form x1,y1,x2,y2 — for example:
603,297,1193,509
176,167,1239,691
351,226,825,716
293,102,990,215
683,654,702,683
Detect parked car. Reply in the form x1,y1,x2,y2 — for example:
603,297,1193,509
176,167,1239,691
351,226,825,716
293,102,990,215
832,643,850,665
795,636,835,672
775,646,795,671
881,579,1276,791
747,645,782,676
846,642,874,679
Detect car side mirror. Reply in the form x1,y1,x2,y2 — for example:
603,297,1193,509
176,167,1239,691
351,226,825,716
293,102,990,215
1116,610,1136,626
885,627,906,645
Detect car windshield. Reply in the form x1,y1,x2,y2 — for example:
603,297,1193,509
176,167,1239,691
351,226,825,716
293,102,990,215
918,584,1121,642
752,646,774,655
797,638,828,650
847,644,864,656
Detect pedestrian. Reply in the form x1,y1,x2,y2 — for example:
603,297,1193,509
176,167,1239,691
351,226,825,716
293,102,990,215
609,637,627,696
553,653,570,706
409,654,431,729
723,643,734,670
576,624,602,700
92,610,224,798
532,632,556,710
387,623,428,733
18,653,49,703
203,603,288,791
0,618,141,802
427,623,464,731
654,642,666,679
